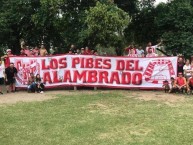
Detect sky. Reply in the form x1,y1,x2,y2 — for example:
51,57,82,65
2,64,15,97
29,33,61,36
154,0,168,5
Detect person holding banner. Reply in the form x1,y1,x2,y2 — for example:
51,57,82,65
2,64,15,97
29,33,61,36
146,41,162,54
146,47,158,57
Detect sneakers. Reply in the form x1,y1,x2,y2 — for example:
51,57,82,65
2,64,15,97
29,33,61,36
0,92,3,95
40,91,44,94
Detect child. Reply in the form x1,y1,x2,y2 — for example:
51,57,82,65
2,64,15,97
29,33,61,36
169,77,176,93
163,80,170,93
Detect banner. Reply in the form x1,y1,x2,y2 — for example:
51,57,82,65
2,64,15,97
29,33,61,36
9,55,178,89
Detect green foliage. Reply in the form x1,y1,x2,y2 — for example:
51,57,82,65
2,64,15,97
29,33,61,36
156,0,193,56
80,1,129,50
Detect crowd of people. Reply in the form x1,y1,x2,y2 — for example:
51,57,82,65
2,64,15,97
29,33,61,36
162,58,193,94
1,41,193,95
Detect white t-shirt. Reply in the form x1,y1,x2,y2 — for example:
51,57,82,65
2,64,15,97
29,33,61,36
0,63,5,78
183,64,191,77
146,45,158,53
136,49,144,57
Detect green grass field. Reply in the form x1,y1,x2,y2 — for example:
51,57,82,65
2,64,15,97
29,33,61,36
1,90,193,145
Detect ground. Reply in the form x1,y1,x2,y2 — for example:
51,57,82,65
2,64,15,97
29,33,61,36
0,90,185,105
1,89,192,145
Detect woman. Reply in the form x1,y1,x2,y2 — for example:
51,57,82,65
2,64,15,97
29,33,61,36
183,59,191,79
35,74,45,93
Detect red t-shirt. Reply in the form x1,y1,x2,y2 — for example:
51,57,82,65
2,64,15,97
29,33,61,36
176,77,186,86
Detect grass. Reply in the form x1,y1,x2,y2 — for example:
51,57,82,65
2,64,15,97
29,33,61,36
1,90,193,145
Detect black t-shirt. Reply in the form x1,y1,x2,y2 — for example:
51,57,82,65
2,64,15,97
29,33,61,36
5,67,17,79
177,63,184,74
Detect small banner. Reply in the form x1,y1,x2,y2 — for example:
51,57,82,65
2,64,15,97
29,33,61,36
9,55,178,89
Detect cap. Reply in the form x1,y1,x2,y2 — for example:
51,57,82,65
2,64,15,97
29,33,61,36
6,49,11,52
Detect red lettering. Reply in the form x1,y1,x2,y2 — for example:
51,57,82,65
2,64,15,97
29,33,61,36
59,57,67,68
103,59,111,69
73,70,87,83
122,72,131,84
85,58,94,68
116,60,124,70
110,72,120,84
99,71,108,83
132,73,142,85
52,71,60,83
63,70,72,82
135,60,143,71
72,58,80,68
50,59,58,69
42,59,49,70
88,71,97,83
95,58,102,69
43,72,52,83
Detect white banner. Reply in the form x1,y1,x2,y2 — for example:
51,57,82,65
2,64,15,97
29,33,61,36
9,55,178,89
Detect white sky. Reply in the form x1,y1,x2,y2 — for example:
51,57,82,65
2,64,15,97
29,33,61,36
154,0,168,5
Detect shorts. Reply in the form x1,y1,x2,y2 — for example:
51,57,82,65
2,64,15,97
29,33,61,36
5,78,16,85
0,78,4,85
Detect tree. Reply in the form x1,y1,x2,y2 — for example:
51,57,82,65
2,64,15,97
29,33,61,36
80,1,129,55
156,0,193,56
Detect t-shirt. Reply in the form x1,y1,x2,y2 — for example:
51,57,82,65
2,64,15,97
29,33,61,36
0,63,5,78
136,49,144,57
146,45,158,53
183,65,191,77
188,77,193,86
5,67,17,79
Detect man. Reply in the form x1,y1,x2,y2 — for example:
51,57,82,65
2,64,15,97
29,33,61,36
1,49,14,68
40,44,48,56
136,46,145,57
128,48,139,57
187,72,193,94
0,60,5,94
175,72,187,93
146,48,158,57
146,41,162,54
124,45,137,55
5,63,18,93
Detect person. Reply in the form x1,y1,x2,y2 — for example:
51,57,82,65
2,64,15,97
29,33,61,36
33,46,40,56
29,49,35,57
85,47,91,55
1,49,14,68
183,59,191,79
70,44,76,53
146,48,158,57
187,72,193,94
75,49,80,55
136,46,145,57
162,80,170,93
175,72,187,93
80,48,85,55
124,45,137,55
20,49,27,56
68,49,73,54
0,60,5,94
40,44,48,56
127,48,138,57
27,73,36,93
23,46,30,56
35,74,45,93
146,41,162,54
169,77,176,93
5,62,18,93
177,57,185,74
